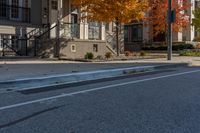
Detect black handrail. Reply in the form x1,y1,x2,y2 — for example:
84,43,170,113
26,28,38,38
2,38,21,56
36,24,57,39
26,24,50,40
33,24,57,56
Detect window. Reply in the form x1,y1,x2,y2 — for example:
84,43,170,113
0,0,7,17
11,0,19,18
105,23,109,31
89,22,100,40
93,44,98,52
70,14,78,37
124,24,143,43
51,1,58,10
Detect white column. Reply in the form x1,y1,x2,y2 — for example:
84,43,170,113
84,23,88,39
79,23,84,39
178,32,183,41
190,0,195,41
173,32,182,42
190,27,195,41
79,22,89,40
101,24,106,41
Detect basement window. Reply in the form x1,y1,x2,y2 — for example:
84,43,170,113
71,44,76,52
93,44,98,52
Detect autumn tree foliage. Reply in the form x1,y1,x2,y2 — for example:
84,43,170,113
148,0,191,36
73,0,148,23
73,0,149,55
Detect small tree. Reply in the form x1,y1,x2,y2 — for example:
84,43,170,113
192,7,200,32
73,0,149,56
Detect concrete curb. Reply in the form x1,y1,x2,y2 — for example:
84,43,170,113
0,63,189,92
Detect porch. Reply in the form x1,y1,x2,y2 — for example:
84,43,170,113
44,0,106,41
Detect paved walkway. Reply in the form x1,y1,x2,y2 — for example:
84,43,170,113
114,56,200,66
0,56,199,81
0,60,155,81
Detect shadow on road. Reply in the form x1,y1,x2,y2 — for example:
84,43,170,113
0,105,65,129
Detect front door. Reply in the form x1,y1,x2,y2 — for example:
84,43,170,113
50,0,58,24
49,0,59,38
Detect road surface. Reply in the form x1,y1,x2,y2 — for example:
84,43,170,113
0,66,200,133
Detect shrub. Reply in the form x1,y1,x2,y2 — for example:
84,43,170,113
140,51,146,56
124,51,132,57
195,43,200,49
193,36,200,42
105,52,112,59
142,44,194,51
180,50,200,56
84,52,94,59
173,44,194,50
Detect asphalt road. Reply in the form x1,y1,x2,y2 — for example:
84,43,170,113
0,66,200,133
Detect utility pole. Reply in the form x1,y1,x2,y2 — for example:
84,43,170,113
167,0,172,60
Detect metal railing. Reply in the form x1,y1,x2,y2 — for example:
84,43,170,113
1,38,28,56
61,22,102,40
0,4,31,23
26,24,50,39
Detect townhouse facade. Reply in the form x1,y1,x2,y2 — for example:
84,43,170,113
1,0,199,57
0,0,42,41
0,0,114,58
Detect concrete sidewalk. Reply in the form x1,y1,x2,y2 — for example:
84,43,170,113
0,61,159,81
0,56,199,81
99,56,199,65
0,57,195,93
0,63,188,93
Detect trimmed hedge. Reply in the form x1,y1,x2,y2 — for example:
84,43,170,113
180,50,200,57
142,44,194,51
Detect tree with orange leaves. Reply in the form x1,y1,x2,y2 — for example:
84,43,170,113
73,0,149,55
148,0,191,40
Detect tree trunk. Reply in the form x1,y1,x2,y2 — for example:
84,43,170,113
55,13,60,58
